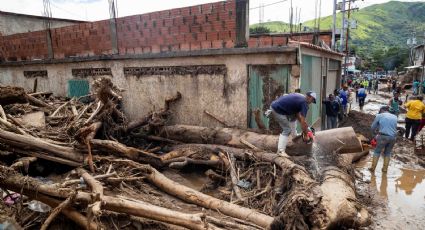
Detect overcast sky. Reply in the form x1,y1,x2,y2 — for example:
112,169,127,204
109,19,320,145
0,0,423,24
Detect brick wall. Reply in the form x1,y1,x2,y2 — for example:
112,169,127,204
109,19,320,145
115,1,237,54
51,20,113,58
0,30,49,61
0,0,238,61
0,0,333,62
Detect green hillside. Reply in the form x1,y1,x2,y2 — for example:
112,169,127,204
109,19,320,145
250,1,425,69
250,21,291,33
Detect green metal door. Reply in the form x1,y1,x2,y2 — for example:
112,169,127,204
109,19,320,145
248,65,290,130
300,55,322,126
68,79,90,98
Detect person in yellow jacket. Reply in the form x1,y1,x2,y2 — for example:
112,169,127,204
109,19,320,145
362,79,369,88
404,96,425,141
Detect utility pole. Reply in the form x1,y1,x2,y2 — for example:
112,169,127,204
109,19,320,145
332,0,337,50
340,0,346,53
344,0,352,78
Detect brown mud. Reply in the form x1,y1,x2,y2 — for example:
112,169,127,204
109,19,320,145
347,91,425,230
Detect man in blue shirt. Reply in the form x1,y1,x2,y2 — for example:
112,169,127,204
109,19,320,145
339,85,349,116
357,85,367,110
370,106,398,173
270,91,316,156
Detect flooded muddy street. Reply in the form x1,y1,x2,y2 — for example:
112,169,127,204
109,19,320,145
348,91,425,230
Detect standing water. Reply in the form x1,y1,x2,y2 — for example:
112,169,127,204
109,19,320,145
356,158,425,229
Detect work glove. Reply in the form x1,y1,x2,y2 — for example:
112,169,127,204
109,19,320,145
264,109,272,118
302,129,315,144
370,137,377,148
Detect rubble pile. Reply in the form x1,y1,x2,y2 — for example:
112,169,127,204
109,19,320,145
0,78,371,230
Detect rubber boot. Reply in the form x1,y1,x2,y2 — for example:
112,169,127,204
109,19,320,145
369,155,379,172
277,134,288,157
382,157,390,173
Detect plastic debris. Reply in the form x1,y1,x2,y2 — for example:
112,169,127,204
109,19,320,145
27,200,51,213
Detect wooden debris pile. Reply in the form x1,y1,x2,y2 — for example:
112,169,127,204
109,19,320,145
0,78,370,230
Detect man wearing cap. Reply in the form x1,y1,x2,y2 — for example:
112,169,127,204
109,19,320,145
269,91,316,156
370,106,398,173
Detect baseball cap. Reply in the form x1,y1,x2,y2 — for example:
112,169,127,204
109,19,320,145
306,91,317,104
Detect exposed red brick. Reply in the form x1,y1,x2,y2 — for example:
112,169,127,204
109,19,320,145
211,40,223,48
180,43,190,51
190,42,201,51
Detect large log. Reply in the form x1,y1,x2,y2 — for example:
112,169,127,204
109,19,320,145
0,128,85,163
169,144,370,229
0,166,249,230
106,160,274,228
161,125,362,155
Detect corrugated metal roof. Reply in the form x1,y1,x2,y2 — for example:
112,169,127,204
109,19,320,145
288,40,345,57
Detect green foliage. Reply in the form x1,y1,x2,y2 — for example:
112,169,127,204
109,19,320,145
250,21,291,33
250,25,271,34
250,1,425,70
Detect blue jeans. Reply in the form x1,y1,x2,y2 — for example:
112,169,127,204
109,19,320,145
374,135,396,157
271,108,295,136
326,116,337,129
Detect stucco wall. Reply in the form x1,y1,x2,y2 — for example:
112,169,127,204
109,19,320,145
0,12,80,36
0,52,296,128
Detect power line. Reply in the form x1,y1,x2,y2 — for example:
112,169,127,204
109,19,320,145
249,0,289,10
49,1,85,19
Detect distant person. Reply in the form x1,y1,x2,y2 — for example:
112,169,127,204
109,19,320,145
347,78,353,87
367,79,373,94
362,79,369,89
388,92,403,117
413,79,420,95
334,89,343,121
268,91,316,156
358,84,367,110
373,79,379,94
404,96,425,141
354,81,360,102
370,106,398,173
392,80,397,93
339,85,349,116
322,94,340,129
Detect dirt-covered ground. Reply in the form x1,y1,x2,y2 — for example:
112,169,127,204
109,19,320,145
342,91,425,230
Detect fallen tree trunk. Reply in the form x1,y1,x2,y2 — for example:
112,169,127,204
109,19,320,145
160,125,362,155
170,144,370,229
0,128,85,163
320,166,370,228
0,166,250,230
105,160,274,228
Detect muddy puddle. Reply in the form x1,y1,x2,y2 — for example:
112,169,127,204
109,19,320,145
356,156,425,229
350,89,425,229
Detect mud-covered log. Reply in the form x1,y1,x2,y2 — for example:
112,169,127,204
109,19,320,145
161,125,362,155
320,167,370,228
171,144,369,229
0,128,85,163
0,86,28,105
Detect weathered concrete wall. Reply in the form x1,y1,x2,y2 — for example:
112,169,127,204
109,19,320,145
0,52,297,128
0,12,82,36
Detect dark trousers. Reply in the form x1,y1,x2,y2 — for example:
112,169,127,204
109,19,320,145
405,118,420,140
359,97,366,108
